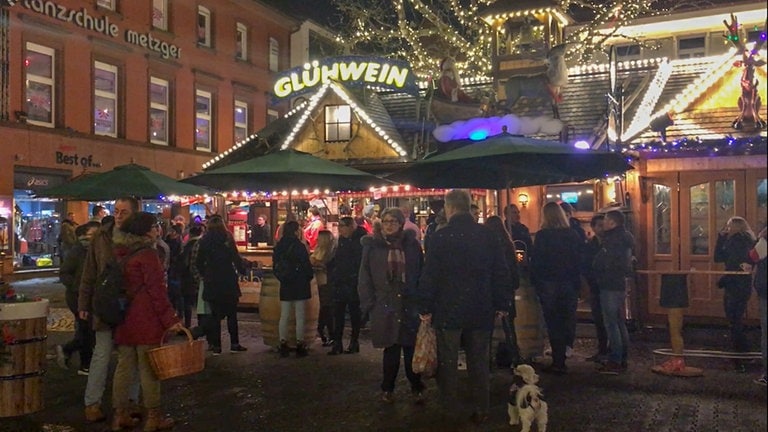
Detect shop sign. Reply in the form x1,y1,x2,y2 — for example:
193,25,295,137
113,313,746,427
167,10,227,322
273,56,418,99
19,0,181,59
55,151,99,168
13,171,66,191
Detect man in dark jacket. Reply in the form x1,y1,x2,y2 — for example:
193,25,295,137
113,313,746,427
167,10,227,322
418,189,513,425
327,216,368,355
593,210,635,375
582,214,608,362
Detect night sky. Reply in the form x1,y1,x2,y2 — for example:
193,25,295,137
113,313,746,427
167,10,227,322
259,0,341,26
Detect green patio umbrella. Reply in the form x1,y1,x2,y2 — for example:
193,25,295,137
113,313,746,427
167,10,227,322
387,133,633,189
182,149,389,192
35,163,210,201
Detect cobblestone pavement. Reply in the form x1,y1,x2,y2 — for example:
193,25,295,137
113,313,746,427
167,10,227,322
1,278,766,432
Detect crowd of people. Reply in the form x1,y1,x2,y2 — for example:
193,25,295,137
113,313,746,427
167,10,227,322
53,190,768,430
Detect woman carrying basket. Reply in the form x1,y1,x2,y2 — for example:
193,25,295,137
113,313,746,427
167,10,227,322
111,212,182,431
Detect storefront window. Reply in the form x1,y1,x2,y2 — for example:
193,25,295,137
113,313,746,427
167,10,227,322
653,183,671,255
690,182,710,255
755,178,767,233
545,183,595,212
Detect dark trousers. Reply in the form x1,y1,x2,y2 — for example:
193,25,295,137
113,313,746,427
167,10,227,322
381,344,423,393
317,284,334,338
207,301,240,348
333,300,361,343
63,317,94,368
536,280,578,368
181,293,197,329
588,280,609,354
436,328,490,415
724,281,752,352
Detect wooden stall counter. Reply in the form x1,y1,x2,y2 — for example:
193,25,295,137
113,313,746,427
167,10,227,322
237,247,273,309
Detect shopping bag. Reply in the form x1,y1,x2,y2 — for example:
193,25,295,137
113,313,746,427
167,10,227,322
412,319,437,378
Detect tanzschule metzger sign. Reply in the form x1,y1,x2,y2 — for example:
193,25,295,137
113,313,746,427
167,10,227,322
19,0,181,59
273,56,418,99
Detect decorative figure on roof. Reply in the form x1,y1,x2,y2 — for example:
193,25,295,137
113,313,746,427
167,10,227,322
724,14,767,131
503,44,568,119
438,57,475,104
430,57,493,124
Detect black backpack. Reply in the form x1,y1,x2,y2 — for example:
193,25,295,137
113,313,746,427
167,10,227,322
273,243,298,283
92,247,150,327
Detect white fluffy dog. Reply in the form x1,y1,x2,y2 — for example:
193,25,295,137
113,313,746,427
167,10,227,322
508,364,548,432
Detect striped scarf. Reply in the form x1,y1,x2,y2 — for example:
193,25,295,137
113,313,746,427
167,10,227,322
386,235,406,283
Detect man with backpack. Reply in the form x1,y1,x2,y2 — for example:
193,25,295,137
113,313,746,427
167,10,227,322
78,197,142,423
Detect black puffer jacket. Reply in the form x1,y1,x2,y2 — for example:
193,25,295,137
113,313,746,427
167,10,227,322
272,235,313,301
196,230,245,304
328,226,367,302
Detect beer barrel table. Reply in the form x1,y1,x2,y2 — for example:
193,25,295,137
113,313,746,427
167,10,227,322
259,274,319,349
514,276,545,362
0,298,49,417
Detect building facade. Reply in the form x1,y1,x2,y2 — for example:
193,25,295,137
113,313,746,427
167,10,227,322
0,0,297,274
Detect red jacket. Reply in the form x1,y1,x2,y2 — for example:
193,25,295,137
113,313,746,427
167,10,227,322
114,243,179,346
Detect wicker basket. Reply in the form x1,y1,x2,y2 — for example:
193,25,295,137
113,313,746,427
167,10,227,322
147,327,205,380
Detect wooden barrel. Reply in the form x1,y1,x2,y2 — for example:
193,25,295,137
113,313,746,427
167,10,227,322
513,276,545,361
0,299,49,417
258,274,319,349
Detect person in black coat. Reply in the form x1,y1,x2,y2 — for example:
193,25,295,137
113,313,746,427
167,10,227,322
195,215,247,354
581,214,608,362
715,216,756,360
418,190,513,423
272,220,314,357
530,202,582,375
327,217,368,355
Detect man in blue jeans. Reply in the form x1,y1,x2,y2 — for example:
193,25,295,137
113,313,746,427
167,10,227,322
592,210,635,375
78,197,141,422
418,189,513,425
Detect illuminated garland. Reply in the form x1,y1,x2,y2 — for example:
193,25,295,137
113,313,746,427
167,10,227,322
629,136,767,156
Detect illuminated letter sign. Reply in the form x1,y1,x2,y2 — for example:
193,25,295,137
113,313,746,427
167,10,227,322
272,56,417,99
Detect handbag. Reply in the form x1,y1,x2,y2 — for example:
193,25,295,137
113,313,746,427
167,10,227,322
412,319,437,378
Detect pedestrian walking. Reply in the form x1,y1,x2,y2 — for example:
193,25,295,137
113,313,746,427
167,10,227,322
715,216,756,371
272,220,314,358
78,197,142,423
57,221,100,376
311,230,335,346
195,215,248,355
418,189,513,425
327,217,367,355
593,210,635,375
179,224,204,329
359,207,426,404
110,212,182,432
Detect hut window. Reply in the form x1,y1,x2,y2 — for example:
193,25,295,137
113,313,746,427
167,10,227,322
325,105,352,142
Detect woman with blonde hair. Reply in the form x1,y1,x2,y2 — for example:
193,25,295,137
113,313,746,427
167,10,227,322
529,202,582,375
359,207,425,403
715,216,757,369
311,230,336,346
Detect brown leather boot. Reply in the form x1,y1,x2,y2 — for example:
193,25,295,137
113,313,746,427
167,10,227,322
84,403,106,423
110,408,139,431
143,408,175,431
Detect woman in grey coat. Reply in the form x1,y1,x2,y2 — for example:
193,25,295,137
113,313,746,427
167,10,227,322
359,207,425,404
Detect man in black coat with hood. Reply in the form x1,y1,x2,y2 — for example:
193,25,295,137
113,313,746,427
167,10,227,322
328,216,368,355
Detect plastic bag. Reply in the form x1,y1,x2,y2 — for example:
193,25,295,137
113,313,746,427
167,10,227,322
412,319,437,378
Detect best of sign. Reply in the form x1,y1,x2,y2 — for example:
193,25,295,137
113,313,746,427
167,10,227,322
20,0,181,59
273,56,418,99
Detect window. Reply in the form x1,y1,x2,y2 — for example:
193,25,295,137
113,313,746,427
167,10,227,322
150,77,169,145
267,109,279,124
24,42,55,127
234,100,248,143
678,36,706,59
269,37,279,72
616,44,641,60
94,61,118,137
236,23,247,60
197,6,211,47
195,89,213,151
324,105,351,142
545,184,596,212
152,0,168,31
96,0,116,10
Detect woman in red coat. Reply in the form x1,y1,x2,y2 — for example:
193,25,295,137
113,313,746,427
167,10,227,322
111,212,182,432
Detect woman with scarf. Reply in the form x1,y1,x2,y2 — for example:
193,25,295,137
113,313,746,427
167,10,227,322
358,207,425,404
